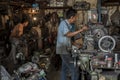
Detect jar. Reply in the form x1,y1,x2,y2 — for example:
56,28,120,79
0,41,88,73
107,58,113,68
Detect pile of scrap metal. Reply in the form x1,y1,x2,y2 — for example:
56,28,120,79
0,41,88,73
0,65,13,80
1,62,47,80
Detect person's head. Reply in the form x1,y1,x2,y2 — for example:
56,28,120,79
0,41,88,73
66,8,77,24
21,16,29,27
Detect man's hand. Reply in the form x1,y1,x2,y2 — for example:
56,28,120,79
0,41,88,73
81,25,88,31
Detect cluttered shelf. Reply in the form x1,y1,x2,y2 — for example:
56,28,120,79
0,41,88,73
39,6,72,9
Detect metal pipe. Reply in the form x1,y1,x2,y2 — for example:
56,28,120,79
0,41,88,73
97,0,102,23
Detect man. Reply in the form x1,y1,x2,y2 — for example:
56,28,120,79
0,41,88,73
56,8,88,80
9,16,29,64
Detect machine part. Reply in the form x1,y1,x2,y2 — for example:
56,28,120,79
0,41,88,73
26,72,47,80
78,54,90,71
0,65,12,80
72,46,79,57
50,12,59,27
31,26,42,49
39,56,50,71
101,71,120,80
91,24,108,41
14,62,47,80
113,35,120,50
98,36,116,52
16,52,25,61
86,35,94,50
71,45,83,67
83,24,108,50
17,62,38,74
93,29,106,40
90,71,99,80
88,9,98,23
31,56,39,63
91,58,99,68
99,74,106,80
97,0,102,23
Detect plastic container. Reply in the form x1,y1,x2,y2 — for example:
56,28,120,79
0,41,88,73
107,58,113,68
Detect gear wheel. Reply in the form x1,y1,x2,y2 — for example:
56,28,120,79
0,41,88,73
98,36,116,52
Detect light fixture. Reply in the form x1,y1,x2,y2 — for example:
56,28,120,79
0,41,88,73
33,17,37,21
32,9,35,13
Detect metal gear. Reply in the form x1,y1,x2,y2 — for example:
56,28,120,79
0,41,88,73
98,36,116,52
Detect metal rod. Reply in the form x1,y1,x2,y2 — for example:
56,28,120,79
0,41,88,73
97,0,102,23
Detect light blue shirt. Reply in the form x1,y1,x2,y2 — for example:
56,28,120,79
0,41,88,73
56,20,72,54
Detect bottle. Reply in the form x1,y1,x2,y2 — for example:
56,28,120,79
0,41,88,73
114,54,118,68
107,58,113,68
115,54,118,63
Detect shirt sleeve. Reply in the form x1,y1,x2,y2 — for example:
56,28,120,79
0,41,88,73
59,21,70,36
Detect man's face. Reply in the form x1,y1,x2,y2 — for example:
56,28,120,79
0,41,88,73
24,21,29,27
70,15,77,23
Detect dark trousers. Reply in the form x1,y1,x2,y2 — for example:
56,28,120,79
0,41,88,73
8,38,19,64
60,54,79,80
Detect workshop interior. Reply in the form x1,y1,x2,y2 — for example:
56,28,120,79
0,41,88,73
0,0,120,80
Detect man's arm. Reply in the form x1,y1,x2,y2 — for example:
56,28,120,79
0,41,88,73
65,26,88,37
18,24,23,37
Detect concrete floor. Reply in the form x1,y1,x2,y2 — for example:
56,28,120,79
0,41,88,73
46,66,71,80
47,69,61,80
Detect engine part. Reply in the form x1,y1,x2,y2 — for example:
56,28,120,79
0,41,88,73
78,53,91,71
26,73,40,80
89,71,99,80
0,65,12,80
50,12,59,27
32,56,39,63
31,26,42,49
90,24,108,41
17,41,28,59
71,46,79,67
98,36,116,52
88,9,98,23
17,62,38,74
83,24,108,50
82,35,94,50
16,52,25,61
